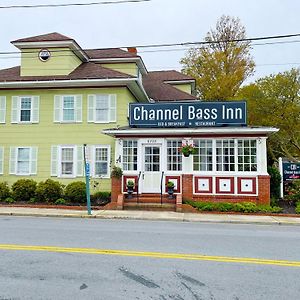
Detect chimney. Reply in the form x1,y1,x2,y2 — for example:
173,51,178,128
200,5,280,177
127,47,137,54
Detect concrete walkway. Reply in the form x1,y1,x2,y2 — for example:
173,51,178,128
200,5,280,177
0,206,300,225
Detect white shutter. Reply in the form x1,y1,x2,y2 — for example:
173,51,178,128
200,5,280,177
30,147,38,174
51,146,58,176
76,145,83,177
11,96,19,123
54,96,61,122
0,147,3,174
31,96,40,123
75,95,82,123
9,147,17,174
109,94,117,122
0,96,6,123
87,95,95,123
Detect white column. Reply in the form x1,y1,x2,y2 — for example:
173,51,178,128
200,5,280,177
257,137,268,175
182,155,193,173
114,138,122,168
279,157,284,198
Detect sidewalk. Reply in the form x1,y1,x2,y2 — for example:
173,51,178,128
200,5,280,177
0,206,300,225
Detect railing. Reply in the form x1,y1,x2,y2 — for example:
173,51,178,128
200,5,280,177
160,171,165,205
136,171,142,204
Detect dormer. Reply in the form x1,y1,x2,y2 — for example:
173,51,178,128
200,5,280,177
11,32,88,76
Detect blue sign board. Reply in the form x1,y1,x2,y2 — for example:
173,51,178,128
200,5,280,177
282,162,300,181
129,101,247,128
85,162,90,177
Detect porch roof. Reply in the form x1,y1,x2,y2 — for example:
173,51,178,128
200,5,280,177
102,126,279,137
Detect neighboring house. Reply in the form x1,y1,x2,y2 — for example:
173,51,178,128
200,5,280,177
0,32,196,193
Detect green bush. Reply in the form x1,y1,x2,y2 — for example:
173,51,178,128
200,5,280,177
4,197,15,204
11,179,37,202
90,191,111,206
35,179,64,203
64,181,86,203
54,198,67,205
184,200,283,214
0,182,10,201
295,201,300,214
285,180,300,202
268,166,281,199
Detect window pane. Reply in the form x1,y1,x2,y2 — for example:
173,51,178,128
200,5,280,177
237,140,257,172
63,96,75,121
193,139,213,171
95,147,109,176
17,148,30,174
122,140,137,171
167,140,182,171
62,162,73,175
61,148,74,175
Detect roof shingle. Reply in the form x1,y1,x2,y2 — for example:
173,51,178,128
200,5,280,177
12,32,73,43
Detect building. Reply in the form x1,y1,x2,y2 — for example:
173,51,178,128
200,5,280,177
0,32,277,210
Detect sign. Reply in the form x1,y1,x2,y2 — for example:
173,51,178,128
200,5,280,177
282,162,300,181
129,101,246,128
85,162,90,177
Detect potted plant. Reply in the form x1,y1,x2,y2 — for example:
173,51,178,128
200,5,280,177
126,180,135,199
166,181,175,199
179,144,196,157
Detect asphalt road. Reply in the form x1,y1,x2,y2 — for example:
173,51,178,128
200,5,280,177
0,216,299,300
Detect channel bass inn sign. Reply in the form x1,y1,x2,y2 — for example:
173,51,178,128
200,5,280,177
129,101,247,128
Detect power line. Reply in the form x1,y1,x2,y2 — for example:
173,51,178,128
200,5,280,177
1,32,300,56
0,0,150,9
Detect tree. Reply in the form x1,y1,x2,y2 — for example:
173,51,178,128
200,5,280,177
180,15,255,100
237,68,300,162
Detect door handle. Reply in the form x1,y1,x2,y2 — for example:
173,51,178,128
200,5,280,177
142,172,145,180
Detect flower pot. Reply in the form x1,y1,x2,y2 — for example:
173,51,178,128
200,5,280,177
183,153,190,157
127,186,134,199
167,187,174,199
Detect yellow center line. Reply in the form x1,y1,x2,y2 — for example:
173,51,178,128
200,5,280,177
0,244,299,268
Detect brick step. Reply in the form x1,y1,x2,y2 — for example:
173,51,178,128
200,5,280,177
124,203,176,211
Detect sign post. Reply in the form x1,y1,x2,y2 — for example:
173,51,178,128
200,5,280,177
83,144,91,215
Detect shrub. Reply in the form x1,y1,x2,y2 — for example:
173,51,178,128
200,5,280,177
35,179,64,203
268,166,281,199
4,197,15,204
111,166,123,178
54,198,67,205
285,180,300,202
184,200,282,214
64,181,86,203
295,201,300,214
91,191,111,206
0,182,10,201
29,197,37,204
11,179,37,202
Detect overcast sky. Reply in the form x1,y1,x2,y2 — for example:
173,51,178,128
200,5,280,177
1,0,300,83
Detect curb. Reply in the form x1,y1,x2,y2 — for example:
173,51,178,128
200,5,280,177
1,210,300,226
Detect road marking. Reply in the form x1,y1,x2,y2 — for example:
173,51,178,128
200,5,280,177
0,244,299,268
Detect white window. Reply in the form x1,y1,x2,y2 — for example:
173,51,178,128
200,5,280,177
54,95,82,123
9,147,38,175
11,96,39,123
93,146,110,177
167,140,182,171
238,140,257,171
194,139,213,171
216,139,235,171
122,140,138,171
51,145,83,178
0,147,3,174
0,96,6,123
87,94,116,123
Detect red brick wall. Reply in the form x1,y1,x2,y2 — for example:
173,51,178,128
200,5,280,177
192,195,257,203
182,174,193,200
257,175,271,205
111,177,122,203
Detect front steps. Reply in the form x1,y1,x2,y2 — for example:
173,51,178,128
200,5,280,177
123,193,176,211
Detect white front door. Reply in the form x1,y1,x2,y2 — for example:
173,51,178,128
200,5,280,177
142,145,162,193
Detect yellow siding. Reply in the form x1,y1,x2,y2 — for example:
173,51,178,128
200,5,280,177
0,87,135,191
21,48,82,76
99,63,137,76
171,83,192,94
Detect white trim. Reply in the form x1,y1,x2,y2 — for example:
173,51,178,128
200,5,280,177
103,127,279,136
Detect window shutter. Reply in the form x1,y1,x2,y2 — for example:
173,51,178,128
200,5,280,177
76,145,83,177
31,96,40,123
0,96,6,123
30,147,38,174
87,95,95,123
51,146,58,176
109,94,117,122
11,96,19,123
9,147,17,174
0,147,3,174
54,96,61,122
90,145,95,177
75,95,82,123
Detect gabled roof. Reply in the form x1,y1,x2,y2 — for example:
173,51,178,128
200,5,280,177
0,63,133,82
85,48,139,59
12,32,73,43
143,70,197,102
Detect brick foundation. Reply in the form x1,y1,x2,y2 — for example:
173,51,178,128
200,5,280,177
182,174,193,200
111,177,122,203
257,175,271,205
